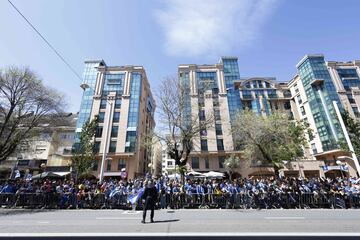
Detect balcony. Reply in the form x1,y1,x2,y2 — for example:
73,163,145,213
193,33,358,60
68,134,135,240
310,79,324,87
267,94,278,99
242,94,253,100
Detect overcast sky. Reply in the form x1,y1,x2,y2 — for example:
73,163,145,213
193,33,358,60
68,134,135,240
1,0,360,112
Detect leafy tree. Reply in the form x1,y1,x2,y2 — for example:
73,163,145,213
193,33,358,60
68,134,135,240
224,154,241,181
341,110,360,159
71,116,98,179
232,109,313,177
0,66,64,162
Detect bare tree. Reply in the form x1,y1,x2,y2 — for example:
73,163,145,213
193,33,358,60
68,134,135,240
152,76,214,177
0,66,65,162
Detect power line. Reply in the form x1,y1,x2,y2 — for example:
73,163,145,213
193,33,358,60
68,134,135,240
7,0,83,82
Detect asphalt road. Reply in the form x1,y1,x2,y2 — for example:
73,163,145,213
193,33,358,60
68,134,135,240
0,209,359,237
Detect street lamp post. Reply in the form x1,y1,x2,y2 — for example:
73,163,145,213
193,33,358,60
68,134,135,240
99,101,114,183
333,101,360,177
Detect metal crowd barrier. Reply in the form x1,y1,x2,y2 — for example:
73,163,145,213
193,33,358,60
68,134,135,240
1,192,360,210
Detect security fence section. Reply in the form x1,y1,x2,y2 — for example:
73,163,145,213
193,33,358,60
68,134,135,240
1,192,359,210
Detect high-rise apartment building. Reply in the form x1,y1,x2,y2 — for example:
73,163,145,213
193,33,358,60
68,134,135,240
289,55,360,178
178,57,300,177
327,60,360,119
75,60,155,179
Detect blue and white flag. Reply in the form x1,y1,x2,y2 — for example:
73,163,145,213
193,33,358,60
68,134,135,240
25,174,32,181
14,170,20,179
109,189,120,198
127,188,144,205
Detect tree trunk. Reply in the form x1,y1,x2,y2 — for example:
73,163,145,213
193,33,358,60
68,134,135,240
274,165,280,179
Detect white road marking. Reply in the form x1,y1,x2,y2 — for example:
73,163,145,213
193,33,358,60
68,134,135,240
264,217,305,220
1,232,360,237
37,221,50,224
122,210,141,214
96,217,142,220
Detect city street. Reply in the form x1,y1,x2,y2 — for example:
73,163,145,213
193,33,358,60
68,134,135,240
0,209,360,237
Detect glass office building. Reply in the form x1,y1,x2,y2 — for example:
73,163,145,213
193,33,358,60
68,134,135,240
74,60,105,149
296,55,344,151
289,55,360,178
75,61,155,179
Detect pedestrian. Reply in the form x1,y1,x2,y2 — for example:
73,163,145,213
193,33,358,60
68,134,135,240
141,179,158,223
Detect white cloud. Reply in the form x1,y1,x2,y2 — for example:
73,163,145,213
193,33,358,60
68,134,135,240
155,0,280,57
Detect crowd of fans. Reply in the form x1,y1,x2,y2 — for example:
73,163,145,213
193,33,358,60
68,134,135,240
0,175,360,209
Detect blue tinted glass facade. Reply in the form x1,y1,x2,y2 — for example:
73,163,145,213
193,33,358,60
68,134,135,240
125,73,142,152
263,98,271,115
196,71,218,90
102,74,125,96
221,58,242,121
298,56,344,151
74,61,102,145
180,72,191,127
251,99,261,115
337,68,360,91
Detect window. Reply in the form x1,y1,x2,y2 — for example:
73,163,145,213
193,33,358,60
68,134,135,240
125,131,137,152
348,95,356,104
204,158,209,169
198,98,205,108
98,112,105,123
117,159,126,170
107,159,112,171
215,124,222,135
109,141,117,153
311,143,317,154
63,148,72,155
284,101,291,110
113,112,120,122
352,107,360,117
300,106,306,116
111,126,118,138
212,88,219,95
213,98,219,107
100,99,107,109
92,161,98,171
201,139,208,151
294,84,299,93
17,160,30,166
93,142,100,153
214,109,221,121
95,127,103,138
192,157,199,169
297,95,302,104
217,139,224,151
199,110,206,121
35,145,46,154
200,127,207,136
115,99,122,109
218,157,225,169
283,90,292,98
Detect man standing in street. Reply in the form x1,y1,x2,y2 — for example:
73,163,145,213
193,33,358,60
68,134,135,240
141,179,158,223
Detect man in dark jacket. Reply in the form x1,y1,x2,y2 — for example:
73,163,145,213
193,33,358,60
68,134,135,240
142,179,158,223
